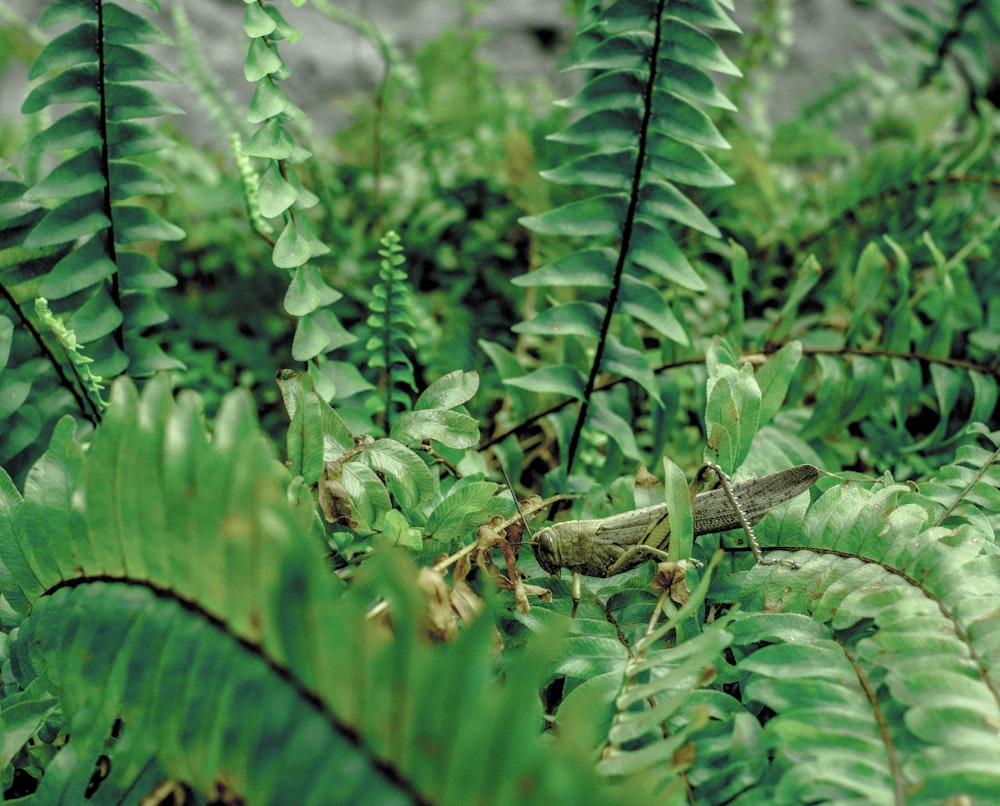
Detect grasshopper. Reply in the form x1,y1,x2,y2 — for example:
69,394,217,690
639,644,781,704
530,464,819,602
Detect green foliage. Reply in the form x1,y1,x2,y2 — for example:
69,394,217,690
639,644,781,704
0,0,998,803
0,0,186,478
19,0,184,379
367,231,418,429
0,377,622,804
512,0,741,471
32,296,106,410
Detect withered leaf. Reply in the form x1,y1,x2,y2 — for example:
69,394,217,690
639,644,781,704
318,461,354,525
651,560,694,607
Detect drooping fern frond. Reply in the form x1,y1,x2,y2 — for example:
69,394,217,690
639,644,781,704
512,0,741,472
239,1,356,369
17,0,185,383
0,375,631,804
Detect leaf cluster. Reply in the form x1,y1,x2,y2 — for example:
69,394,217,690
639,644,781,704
0,0,998,803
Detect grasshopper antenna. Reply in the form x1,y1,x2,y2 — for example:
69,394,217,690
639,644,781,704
500,462,535,542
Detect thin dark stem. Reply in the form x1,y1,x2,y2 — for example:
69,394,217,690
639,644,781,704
918,0,981,88
480,346,999,453
0,279,101,426
95,1,122,351
564,0,667,474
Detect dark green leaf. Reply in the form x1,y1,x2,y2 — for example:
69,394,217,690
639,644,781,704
414,369,479,410
645,135,733,188
520,194,627,237
756,341,803,427
361,439,435,510
67,283,123,341
639,178,721,237
504,365,586,400
541,150,635,191
628,219,705,290
105,84,184,120
21,65,99,113
425,481,504,542
575,31,653,70
512,302,603,339
25,192,110,248
26,107,101,154
108,121,175,159
590,396,640,460
39,0,97,27
105,44,178,83
604,335,663,406
650,91,729,149
119,250,175,290
109,161,173,199
558,70,645,113
549,108,643,149
619,276,686,344
28,23,96,79
512,248,615,288
38,235,114,299
660,17,740,75
103,3,174,46
112,205,185,243
22,149,104,202
390,409,479,450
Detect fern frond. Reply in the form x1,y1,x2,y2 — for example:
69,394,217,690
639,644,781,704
367,230,417,429
513,0,740,471
171,3,246,140
33,296,106,409
17,0,185,382
721,457,1000,802
788,233,1000,472
238,1,358,368
878,0,1000,93
0,375,629,804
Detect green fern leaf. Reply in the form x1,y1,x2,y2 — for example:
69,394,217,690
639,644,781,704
511,0,742,470
15,0,185,387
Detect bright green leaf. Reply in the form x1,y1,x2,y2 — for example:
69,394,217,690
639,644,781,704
415,370,479,410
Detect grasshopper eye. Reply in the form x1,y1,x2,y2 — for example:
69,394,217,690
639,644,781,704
532,527,561,575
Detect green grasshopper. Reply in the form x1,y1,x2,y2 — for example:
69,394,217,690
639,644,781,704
530,463,819,602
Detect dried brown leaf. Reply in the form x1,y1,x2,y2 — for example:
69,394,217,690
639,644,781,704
651,560,694,607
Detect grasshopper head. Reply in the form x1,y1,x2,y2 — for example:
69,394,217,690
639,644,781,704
532,527,563,575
